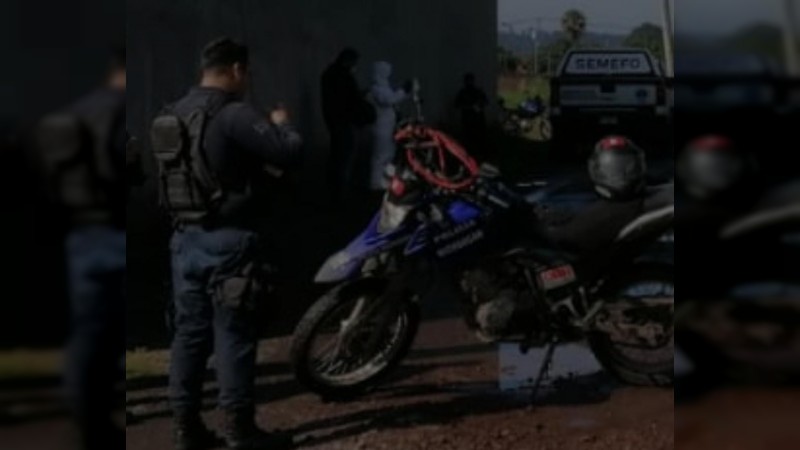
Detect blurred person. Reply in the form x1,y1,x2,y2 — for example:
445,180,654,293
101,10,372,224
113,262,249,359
150,37,302,450
321,48,370,201
35,46,128,450
367,61,412,191
454,73,488,157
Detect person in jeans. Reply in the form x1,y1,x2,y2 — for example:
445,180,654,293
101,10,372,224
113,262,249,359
161,38,302,450
35,46,127,450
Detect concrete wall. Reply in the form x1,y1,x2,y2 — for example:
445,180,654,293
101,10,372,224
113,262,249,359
128,0,497,155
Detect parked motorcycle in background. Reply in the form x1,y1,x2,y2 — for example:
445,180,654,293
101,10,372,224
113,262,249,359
500,96,553,141
291,81,674,400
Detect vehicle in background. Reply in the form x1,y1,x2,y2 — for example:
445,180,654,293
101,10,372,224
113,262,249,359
550,49,671,158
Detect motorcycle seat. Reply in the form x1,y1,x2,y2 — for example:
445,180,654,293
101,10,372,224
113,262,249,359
644,183,674,212
546,198,645,255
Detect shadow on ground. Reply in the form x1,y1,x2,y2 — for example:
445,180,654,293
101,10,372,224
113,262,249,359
289,370,620,449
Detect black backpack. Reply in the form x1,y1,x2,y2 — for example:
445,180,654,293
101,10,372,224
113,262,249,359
36,103,121,224
150,95,230,223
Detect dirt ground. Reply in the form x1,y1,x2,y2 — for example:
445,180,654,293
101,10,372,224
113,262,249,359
7,318,799,449
123,318,673,450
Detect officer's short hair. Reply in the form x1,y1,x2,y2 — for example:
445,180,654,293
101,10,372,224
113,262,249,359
202,38,249,71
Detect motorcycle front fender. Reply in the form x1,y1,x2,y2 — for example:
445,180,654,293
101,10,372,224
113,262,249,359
314,250,366,284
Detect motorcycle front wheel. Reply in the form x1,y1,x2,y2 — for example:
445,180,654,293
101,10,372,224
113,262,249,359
587,264,674,387
290,278,420,400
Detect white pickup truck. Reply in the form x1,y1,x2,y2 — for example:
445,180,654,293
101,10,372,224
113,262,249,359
550,49,671,156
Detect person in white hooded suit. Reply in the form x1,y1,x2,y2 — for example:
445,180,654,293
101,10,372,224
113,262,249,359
368,61,411,190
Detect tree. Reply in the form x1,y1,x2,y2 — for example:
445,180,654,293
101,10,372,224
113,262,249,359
497,46,522,74
726,23,784,66
625,23,666,62
561,9,587,46
536,39,573,75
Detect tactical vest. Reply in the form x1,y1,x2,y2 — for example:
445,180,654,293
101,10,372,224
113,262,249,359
150,93,230,224
37,100,122,224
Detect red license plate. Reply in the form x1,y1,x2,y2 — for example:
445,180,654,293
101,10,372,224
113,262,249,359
540,265,576,288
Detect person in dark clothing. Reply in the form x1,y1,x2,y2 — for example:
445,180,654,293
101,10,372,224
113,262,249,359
49,47,126,450
161,38,302,450
454,73,488,157
321,48,363,200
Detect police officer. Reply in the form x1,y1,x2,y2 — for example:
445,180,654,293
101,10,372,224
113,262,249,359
156,38,302,450
36,47,127,450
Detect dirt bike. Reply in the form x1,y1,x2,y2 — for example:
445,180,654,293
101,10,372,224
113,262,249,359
290,85,674,399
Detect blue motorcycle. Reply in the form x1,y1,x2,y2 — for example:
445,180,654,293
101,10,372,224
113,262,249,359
291,94,674,399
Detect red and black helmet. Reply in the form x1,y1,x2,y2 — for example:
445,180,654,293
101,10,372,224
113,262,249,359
588,135,647,199
677,135,747,200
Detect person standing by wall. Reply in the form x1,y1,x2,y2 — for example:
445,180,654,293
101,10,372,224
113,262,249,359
454,72,488,158
151,38,302,450
35,47,128,450
367,61,411,191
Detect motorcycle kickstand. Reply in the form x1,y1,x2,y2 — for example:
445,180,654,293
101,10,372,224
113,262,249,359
529,337,558,405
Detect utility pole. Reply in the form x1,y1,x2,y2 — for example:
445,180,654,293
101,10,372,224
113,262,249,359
536,18,543,76
531,21,541,76
660,0,674,76
782,0,800,75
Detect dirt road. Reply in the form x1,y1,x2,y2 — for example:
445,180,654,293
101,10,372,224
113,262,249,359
125,318,673,450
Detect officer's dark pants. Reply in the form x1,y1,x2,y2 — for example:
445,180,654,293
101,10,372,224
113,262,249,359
326,123,357,201
65,225,126,449
168,226,260,415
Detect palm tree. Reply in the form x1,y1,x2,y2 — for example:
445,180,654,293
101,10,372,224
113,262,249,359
561,9,587,46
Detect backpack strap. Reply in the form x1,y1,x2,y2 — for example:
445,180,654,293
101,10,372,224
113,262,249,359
188,93,233,205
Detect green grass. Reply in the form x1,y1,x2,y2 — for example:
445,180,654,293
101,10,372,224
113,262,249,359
0,348,171,382
126,348,169,380
498,76,551,106
0,350,63,381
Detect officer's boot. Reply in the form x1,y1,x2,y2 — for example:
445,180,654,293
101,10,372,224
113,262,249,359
173,411,219,450
222,407,292,450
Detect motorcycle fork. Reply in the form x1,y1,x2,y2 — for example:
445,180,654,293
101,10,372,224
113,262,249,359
346,274,411,357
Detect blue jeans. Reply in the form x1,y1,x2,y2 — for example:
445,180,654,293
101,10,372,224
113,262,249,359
168,226,261,413
65,226,126,446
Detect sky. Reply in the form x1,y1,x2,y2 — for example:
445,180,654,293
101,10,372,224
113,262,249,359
498,0,790,36
498,0,662,34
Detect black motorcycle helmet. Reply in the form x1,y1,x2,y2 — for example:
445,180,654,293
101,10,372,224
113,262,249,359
588,135,647,199
677,135,748,200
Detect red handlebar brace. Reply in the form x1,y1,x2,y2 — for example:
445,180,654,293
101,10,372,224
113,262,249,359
395,125,480,190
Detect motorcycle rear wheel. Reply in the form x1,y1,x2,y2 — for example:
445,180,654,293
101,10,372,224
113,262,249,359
588,264,674,387
290,278,420,400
